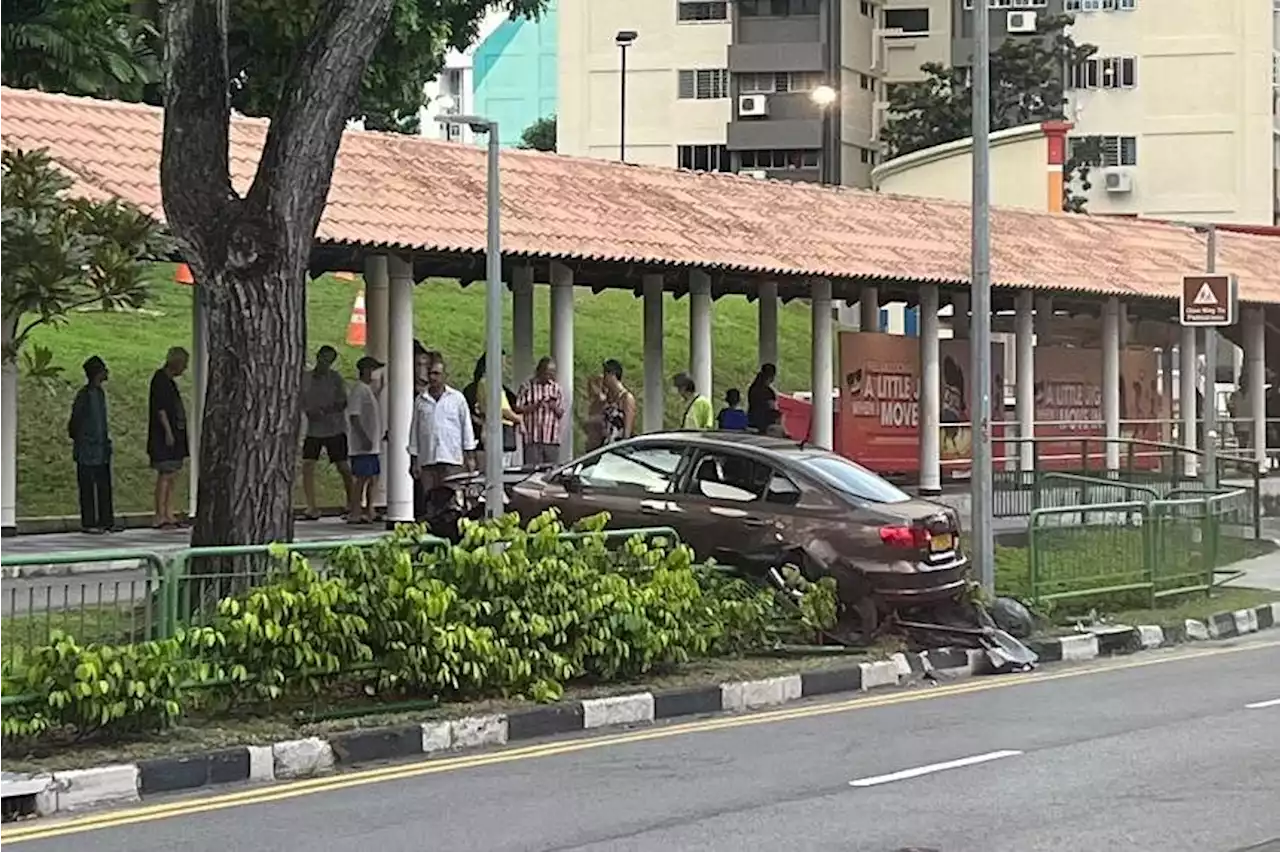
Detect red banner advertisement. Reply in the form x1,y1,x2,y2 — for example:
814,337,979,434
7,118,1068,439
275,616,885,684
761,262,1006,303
1034,347,1167,469
836,332,1005,475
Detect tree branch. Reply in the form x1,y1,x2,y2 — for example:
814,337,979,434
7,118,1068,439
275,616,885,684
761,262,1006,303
159,0,237,258
245,0,396,255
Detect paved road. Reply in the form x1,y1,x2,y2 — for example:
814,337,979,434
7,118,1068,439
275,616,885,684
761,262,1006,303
9,636,1280,851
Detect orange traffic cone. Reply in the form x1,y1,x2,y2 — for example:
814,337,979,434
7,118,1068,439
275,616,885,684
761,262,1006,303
175,263,194,285
346,289,367,347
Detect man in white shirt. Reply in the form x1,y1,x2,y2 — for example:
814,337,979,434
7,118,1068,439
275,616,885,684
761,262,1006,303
346,356,384,524
408,355,476,501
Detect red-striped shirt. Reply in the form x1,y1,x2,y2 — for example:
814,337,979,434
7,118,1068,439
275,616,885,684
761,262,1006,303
517,377,565,446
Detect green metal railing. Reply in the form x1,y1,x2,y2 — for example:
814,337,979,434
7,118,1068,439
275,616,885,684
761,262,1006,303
992,435,1263,538
1026,489,1249,608
0,526,684,661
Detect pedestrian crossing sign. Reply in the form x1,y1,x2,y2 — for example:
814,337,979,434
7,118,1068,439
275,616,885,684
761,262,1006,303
1180,274,1237,327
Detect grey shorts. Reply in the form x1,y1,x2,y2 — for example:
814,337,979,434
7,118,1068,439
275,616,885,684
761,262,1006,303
152,459,184,475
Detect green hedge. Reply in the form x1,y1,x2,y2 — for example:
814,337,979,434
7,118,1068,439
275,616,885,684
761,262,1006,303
2,512,826,744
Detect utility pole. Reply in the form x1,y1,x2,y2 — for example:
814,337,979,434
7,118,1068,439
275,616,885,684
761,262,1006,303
969,0,994,593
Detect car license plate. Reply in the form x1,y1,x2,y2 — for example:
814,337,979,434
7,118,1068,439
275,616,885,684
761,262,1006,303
930,533,954,553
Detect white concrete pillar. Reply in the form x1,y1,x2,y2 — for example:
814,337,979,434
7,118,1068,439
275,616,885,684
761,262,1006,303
189,284,209,520
550,262,575,462
511,264,535,386
386,255,415,523
1102,298,1121,471
919,284,942,495
1180,324,1198,478
810,279,834,449
642,274,665,433
859,286,880,333
363,255,390,511
952,292,970,340
1246,306,1267,468
758,280,779,368
1,358,17,535
1015,290,1035,471
689,270,713,398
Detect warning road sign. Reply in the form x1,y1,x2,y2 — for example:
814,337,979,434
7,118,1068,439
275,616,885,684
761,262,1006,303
1180,274,1237,327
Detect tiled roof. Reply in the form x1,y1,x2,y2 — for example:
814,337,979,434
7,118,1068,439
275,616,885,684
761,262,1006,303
3,86,1280,305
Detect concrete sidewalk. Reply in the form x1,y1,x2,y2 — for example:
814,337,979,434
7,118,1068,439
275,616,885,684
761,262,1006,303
1228,547,1280,592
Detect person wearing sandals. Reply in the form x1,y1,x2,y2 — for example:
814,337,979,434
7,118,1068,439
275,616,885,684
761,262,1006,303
301,345,355,520
147,347,190,529
345,355,384,524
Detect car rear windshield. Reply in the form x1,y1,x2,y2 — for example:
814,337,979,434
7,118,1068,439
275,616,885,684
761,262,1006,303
786,452,912,504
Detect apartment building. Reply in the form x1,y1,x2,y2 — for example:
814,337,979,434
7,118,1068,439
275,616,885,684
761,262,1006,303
557,0,881,185
420,2,559,148
878,0,1280,225
1062,0,1278,225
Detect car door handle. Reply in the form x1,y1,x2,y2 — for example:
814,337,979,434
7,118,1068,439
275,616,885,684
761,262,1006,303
743,517,769,528
640,500,669,514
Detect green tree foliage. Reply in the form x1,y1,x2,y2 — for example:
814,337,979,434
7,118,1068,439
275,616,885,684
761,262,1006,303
518,115,557,152
880,14,1100,209
228,0,547,131
0,0,159,101
0,149,170,374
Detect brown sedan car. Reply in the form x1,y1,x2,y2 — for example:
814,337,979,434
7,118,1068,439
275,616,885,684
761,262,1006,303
507,432,969,627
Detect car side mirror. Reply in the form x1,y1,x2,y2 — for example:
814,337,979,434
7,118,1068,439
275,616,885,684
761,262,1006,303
561,473,584,494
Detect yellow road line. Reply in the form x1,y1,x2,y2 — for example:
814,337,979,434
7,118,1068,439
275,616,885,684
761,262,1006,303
6,637,1277,844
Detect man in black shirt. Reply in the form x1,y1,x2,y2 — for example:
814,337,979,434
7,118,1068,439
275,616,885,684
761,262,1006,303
148,347,189,528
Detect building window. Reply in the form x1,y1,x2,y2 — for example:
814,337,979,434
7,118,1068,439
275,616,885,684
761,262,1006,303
678,69,730,99
963,0,1047,8
859,147,878,165
1070,135,1138,167
1068,0,1136,8
883,8,929,35
677,0,729,22
1069,56,1136,89
739,149,821,170
738,71,825,94
738,0,820,16
678,144,733,172
859,73,875,91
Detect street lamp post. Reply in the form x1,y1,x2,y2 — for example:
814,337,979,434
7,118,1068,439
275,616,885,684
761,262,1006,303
810,84,837,185
435,112,504,519
616,30,638,162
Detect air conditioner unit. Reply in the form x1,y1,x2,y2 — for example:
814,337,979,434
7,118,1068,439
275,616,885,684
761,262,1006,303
741,169,769,180
738,94,769,117
1103,168,1133,193
1006,10,1037,33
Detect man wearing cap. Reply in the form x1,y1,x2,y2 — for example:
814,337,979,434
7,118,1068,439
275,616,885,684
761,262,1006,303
67,355,119,533
301,345,354,520
346,355,384,524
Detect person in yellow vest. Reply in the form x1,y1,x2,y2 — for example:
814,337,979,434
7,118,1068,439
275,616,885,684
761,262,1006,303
674,372,714,430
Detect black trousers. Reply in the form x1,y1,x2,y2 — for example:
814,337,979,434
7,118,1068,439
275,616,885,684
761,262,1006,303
76,463,114,530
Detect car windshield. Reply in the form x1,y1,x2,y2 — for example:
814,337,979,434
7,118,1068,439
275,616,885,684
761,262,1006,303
784,451,912,504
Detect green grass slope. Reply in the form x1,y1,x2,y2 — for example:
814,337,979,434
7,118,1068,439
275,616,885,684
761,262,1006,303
17,268,815,518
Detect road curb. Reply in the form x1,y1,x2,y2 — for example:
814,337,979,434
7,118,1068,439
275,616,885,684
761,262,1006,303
4,606,1277,819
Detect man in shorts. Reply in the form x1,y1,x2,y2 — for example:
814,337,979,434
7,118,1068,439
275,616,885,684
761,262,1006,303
345,355,384,523
301,345,354,519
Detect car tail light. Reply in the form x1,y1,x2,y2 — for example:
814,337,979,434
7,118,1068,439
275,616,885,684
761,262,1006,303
880,524,930,549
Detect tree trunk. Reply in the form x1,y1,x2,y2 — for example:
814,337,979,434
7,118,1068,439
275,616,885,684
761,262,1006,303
159,0,395,589
191,240,306,553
